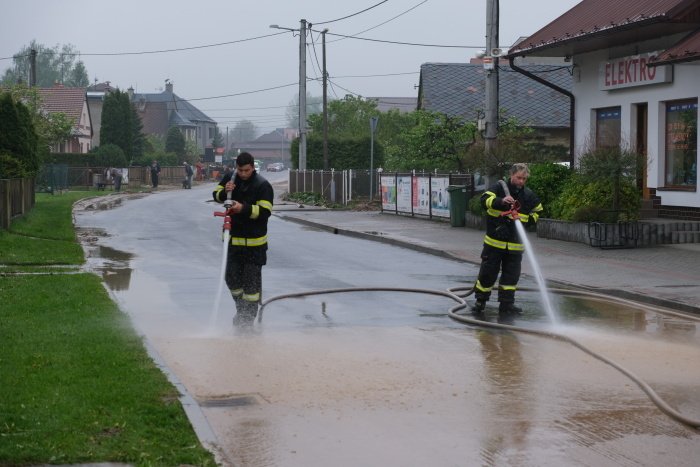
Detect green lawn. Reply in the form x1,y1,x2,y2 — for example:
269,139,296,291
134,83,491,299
0,192,216,466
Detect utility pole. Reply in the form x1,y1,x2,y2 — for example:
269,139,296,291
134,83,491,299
322,28,329,170
29,48,37,87
369,116,379,201
298,19,308,170
484,0,499,158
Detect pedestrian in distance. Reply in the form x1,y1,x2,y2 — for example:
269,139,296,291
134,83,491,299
150,160,161,189
183,162,194,189
213,152,274,325
472,163,543,317
110,167,123,192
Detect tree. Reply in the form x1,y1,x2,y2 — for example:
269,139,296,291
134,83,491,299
211,126,224,149
100,89,144,164
230,120,258,145
165,127,186,161
386,111,477,172
285,92,322,128
0,91,39,176
1,41,89,87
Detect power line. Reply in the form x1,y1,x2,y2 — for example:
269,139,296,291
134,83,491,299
312,0,389,25
315,30,481,48
326,0,428,44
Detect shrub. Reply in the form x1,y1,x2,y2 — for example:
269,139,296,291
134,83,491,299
468,193,485,216
526,162,572,218
549,174,640,222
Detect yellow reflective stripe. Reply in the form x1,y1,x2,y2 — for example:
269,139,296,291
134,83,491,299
519,213,529,222
484,235,507,249
483,191,496,209
500,284,517,291
484,235,524,251
230,288,243,297
250,205,260,219
475,280,492,292
230,235,268,247
214,185,225,197
257,200,272,211
242,293,260,302
487,208,502,218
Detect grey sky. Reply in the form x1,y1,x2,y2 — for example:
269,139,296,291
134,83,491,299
1,0,580,134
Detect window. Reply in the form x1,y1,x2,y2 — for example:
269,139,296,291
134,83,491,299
208,127,214,139
665,99,697,187
595,107,621,148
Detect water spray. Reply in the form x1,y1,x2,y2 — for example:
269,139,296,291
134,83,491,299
208,190,233,327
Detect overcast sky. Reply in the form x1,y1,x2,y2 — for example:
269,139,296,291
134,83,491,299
1,0,581,134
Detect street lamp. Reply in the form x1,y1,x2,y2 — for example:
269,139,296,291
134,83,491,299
270,20,308,170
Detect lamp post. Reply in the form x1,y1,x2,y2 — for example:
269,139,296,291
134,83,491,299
270,20,308,170
369,116,379,201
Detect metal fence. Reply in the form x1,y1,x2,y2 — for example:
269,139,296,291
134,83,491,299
288,169,380,205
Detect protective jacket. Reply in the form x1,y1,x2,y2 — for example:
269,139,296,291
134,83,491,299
213,171,274,248
480,179,543,252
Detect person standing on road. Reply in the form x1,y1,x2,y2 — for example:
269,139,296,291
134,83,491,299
110,167,123,192
183,162,194,189
472,163,543,316
150,160,161,189
213,152,273,324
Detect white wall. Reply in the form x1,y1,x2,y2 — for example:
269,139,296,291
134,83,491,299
572,41,700,208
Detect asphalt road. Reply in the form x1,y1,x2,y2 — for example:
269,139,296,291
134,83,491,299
74,179,700,466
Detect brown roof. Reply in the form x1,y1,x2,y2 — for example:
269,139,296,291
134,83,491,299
649,27,700,64
36,86,87,126
509,0,700,57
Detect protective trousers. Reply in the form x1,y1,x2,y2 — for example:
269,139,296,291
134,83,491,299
474,244,522,304
226,247,264,319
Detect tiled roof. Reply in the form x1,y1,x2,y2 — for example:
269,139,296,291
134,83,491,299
418,63,572,128
509,0,699,57
36,86,87,127
132,89,215,125
649,27,700,65
367,97,418,113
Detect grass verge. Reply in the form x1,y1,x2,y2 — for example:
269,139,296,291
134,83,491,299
0,192,216,466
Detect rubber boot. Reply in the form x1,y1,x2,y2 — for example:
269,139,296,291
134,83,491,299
498,302,523,314
471,300,486,314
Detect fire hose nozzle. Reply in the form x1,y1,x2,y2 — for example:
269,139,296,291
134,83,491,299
500,200,522,220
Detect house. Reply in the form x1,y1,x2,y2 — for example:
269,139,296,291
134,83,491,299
86,81,116,149
417,62,573,148
235,128,296,165
128,80,217,157
37,84,93,153
507,0,700,220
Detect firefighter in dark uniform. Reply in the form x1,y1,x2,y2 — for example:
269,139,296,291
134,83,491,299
213,152,274,324
472,163,543,316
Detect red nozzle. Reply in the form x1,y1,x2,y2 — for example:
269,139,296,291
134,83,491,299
500,200,521,220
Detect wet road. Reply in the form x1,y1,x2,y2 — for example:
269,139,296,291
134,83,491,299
74,183,700,466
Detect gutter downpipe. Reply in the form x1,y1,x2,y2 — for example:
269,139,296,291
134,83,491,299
508,57,575,168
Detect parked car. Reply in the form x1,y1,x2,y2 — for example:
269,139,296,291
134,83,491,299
267,162,285,172
254,161,261,171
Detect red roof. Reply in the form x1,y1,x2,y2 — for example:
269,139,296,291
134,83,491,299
649,27,700,64
36,86,87,127
509,0,700,57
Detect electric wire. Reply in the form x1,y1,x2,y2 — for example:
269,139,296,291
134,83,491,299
312,0,389,26
259,285,700,430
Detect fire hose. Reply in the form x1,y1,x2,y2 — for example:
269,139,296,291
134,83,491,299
259,285,700,430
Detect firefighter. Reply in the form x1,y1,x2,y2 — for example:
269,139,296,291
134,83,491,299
472,163,543,315
213,152,274,324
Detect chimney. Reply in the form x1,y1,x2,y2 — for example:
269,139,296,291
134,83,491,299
127,86,134,100
165,79,173,93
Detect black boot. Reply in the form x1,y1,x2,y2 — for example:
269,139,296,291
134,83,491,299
499,302,523,314
471,300,486,314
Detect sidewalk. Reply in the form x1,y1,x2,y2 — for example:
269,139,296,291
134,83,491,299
274,203,700,315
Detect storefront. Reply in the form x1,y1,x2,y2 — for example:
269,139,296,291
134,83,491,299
508,0,700,219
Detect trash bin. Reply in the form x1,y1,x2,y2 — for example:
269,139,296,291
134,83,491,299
447,185,467,227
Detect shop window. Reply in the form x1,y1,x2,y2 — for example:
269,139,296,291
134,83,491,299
595,107,621,148
665,99,697,187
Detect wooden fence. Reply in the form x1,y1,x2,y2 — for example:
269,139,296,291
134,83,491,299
0,178,35,230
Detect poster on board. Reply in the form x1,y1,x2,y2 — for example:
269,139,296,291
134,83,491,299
414,177,431,216
381,175,396,210
431,177,450,218
397,176,412,212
